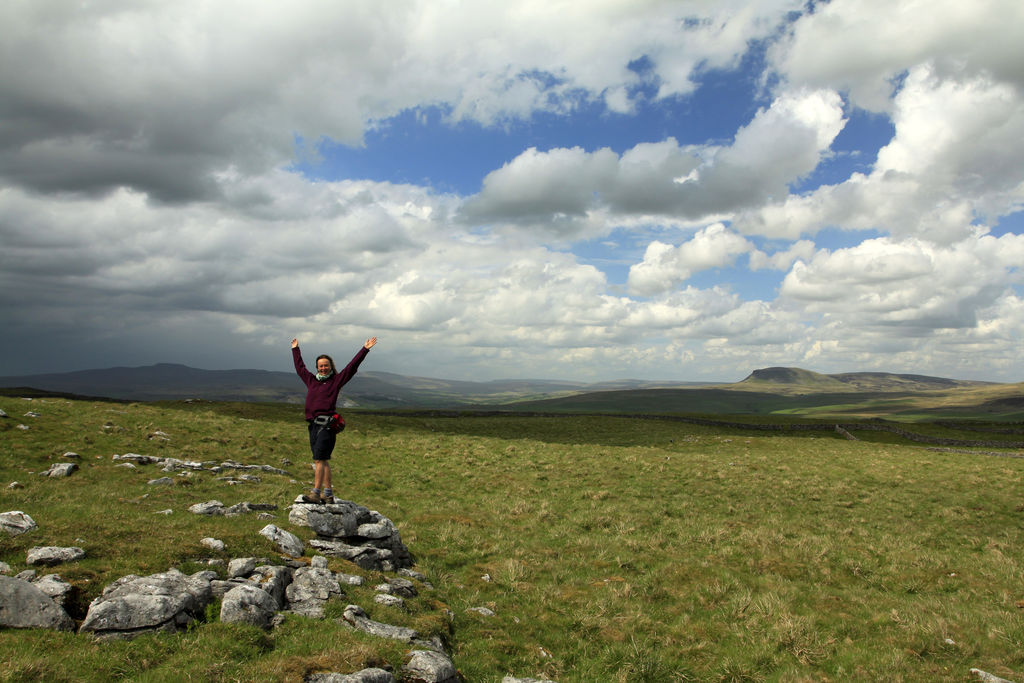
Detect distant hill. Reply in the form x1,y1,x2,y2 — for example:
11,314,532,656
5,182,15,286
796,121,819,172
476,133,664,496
2,363,1017,418
737,366,992,393
0,364,711,408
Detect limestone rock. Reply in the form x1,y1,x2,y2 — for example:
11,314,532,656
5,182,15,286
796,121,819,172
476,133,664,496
1,510,38,536
79,569,214,640
502,677,557,683
250,565,293,609
228,557,259,578
340,604,419,643
200,538,225,552
220,584,278,629
0,562,10,575
289,500,412,572
189,500,225,515
374,594,405,609
41,462,78,478
0,575,74,631
308,540,398,572
259,524,305,557
285,566,342,618
402,650,460,683
27,546,85,567
32,574,74,608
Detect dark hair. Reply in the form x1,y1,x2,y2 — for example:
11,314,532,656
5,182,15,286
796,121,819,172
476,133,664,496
315,354,337,373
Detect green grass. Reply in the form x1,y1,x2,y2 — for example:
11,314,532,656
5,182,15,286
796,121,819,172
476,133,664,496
2,397,1024,682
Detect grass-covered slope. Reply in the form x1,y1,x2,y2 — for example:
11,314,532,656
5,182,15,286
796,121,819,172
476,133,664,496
2,397,1023,681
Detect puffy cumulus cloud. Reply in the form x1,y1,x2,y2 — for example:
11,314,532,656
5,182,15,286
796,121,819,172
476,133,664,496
779,234,1024,331
748,239,816,271
627,224,754,296
461,89,845,233
0,1,800,202
736,63,1024,242
770,0,1024,112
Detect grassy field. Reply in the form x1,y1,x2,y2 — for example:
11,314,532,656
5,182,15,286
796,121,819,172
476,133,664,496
2,396,1023,682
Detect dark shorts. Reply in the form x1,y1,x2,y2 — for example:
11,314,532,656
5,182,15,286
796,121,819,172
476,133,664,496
308,420,336,461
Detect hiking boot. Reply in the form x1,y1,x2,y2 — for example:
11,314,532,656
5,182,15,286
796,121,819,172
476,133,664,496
301,492,322,504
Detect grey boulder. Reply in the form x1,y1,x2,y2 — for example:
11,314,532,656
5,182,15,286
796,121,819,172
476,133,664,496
1,510,38,536
0,575,74,631
27,546,85,567
79,569,214,640
220,584,277,630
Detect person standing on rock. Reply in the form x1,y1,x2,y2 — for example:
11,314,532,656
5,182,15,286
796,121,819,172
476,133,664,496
291,336,377,504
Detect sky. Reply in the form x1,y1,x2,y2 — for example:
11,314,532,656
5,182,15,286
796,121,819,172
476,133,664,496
1,0,1023,383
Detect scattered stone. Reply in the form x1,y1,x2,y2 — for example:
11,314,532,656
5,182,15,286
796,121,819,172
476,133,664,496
306,669,396,683
220,584,278,630
225,501,278,516
17,424,29,430
112,453,162,464
466,607,495,617
189,500,226,515
116,463,138,469
0,562,10,575
62,452,81,459
15,570,36,581
155,509,173,515
260,524,305,557
336,572,365,586
502,677,557,683
200,538,225,552
380,577,417,598
32,574,74,608
285,566,342,618
79,569,215,641
228,557,259,578
8,482,24,489
0,408,7,417
0,575,74,631
374,594,405,609
27,546,85,567
250,565,293,609
1,511,38,536
148,477,175,486
24,411,41,418
971,670,1016,683
402,650,459,683
41,462,78,478
340,604,419,643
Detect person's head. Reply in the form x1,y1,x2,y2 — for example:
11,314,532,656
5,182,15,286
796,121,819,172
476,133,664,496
315,354,336,376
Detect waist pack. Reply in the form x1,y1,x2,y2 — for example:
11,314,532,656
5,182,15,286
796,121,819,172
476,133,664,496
313,413,345,433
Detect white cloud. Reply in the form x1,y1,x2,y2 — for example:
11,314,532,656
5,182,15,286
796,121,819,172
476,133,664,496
779,234,1024,330
736,63,1024,243
462,89,845,233
770,0,1024,112
627,224,754,296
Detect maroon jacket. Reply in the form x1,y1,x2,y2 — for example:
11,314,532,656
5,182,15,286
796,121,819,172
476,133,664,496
293,345,369,420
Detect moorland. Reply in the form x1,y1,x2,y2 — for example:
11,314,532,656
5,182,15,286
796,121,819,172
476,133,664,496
1,373,1023,681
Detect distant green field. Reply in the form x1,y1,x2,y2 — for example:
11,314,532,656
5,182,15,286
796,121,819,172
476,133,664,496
2,397,1023,682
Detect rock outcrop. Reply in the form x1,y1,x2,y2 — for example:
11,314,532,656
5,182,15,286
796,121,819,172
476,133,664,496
79,568,216,640
290,498,413,572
